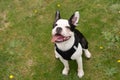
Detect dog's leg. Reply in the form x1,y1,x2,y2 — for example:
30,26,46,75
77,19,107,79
83,49,91,59
55,52,59,59
59,58,69,75
55,51,60,59
76,56,84,78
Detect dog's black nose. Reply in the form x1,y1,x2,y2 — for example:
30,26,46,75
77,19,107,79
56,27,62,34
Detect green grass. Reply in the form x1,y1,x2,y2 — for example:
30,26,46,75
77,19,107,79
0,0,120,80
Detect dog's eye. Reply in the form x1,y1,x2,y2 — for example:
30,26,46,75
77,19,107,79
66,26,70,29
54,24,57,26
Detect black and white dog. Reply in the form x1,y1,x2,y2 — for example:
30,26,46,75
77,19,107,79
51,11,91,78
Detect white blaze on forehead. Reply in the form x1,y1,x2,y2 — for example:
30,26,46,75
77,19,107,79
56,19,70,27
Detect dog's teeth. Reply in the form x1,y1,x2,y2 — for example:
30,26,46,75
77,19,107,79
66,37,69,39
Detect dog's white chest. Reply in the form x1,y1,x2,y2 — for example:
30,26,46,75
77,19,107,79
71,43,82,60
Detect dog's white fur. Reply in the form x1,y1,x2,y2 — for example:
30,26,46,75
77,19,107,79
52,19,75,51
52,11,91,78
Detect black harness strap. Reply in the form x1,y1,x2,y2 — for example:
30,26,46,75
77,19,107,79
55,34,79,60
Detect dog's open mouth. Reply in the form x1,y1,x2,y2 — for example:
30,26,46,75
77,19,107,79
51,34,71,43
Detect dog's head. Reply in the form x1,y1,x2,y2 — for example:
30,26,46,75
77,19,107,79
51,11,80,43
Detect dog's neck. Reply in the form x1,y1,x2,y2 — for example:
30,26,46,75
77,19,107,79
55,33,75,51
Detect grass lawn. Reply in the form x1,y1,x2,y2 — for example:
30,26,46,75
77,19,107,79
0,0,120,80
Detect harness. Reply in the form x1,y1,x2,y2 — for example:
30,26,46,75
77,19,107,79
55,34,79,60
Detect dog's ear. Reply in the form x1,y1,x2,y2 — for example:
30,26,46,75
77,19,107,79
53,11,61,28
69,11,80,26
55,11,61,22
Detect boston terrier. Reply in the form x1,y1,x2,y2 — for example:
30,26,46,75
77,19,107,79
51,11,91,78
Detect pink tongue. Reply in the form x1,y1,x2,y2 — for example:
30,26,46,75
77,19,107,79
51,36,58,42
51,35,64,43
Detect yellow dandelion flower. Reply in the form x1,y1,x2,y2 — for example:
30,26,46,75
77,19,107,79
100,46,103,49
57,4,60,7
117,60,120,63
9,75,14,79
34,10,38,13
118,11,120,14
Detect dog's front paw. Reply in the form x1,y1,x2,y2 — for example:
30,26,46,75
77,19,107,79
86,52,91,59
55,53,59,59
78,70,84,78
84,49,91,59
55,55,59,59
62,68,69,75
